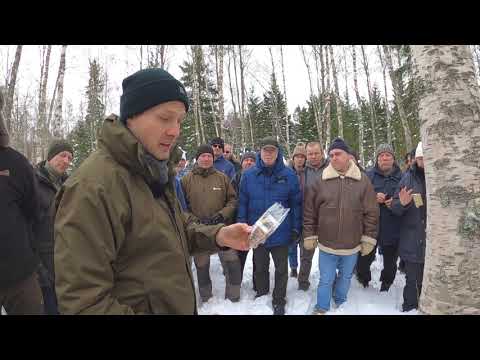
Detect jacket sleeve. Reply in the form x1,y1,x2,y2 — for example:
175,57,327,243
362,177,380,241
54,180,136,315
183,212,224,255
218,176,238,224
236,173,249,224
391,173,413,217
227,163,236,180
175,177,188,211
303,180,318,239
288,173,302,234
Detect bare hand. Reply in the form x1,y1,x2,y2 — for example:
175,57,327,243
399,187,413,206
216,223,252,251
385,198,393,209
376,193,386,204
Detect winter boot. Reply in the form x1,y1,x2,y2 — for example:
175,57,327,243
312,307,326,315
224,260,242,302
298,281,309,291
356,274,369,288
380,282,391,292
273,304,285,315
290,268,298,278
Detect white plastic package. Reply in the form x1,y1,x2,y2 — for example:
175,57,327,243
248,202,290,249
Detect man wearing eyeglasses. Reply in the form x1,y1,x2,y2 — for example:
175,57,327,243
224,143,241,174
209,137,236,180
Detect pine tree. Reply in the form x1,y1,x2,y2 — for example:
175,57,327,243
69,59,105,169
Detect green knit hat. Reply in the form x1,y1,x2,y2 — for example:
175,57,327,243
47,138,74,161
119,68,189,123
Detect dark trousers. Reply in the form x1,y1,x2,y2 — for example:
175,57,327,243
253,245,289,306
0,272,45,315
298,242,315,288
356,245,399,286
237,250,256,290
41,286,59,315
356,245,377,284
403,261,424,311
379,246,398,285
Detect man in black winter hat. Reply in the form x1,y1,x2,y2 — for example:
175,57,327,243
210,137,236,180
34,138,74,314
53,68,251,315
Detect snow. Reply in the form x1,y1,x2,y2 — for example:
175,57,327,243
1,250,418,316
195,249,418,315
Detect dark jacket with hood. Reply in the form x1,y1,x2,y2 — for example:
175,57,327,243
391,163,427,263
365,163,402,248
237,150,302,248
34,160,68,287
0,90,41,289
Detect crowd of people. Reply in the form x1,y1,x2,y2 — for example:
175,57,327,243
0,68,427,315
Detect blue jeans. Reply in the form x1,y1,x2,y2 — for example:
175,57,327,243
288,244,298,269
315,251,358,312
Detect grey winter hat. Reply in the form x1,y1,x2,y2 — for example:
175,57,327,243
376,143,395,159
0,86,10,147
240,152,256,164
259,136,279,149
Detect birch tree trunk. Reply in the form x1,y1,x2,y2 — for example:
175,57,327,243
280,45,290,157
160,45,167,69
313,45,324,143
226,47,239,142
217,45,225,138
329,45,344,139
52,45,67,138
412,45,480,315
377,45,392,144
383,45,413,151
342,46,350,105
360,45,377,152
352,45,365,166
324,46,332,147
300,45,322,144
5,45,23,133
191,46,203,145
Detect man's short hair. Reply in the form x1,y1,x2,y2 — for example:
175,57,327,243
306,141,322,149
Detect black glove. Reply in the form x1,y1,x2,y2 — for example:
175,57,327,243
210,213,224,225
200,214,224,225
290,231,300,245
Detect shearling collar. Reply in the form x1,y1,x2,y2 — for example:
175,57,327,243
322,159,361,181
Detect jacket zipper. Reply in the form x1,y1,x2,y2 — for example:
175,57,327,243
162,192,198,312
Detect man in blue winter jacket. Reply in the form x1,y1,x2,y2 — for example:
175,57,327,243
237,137,302,315
210,137,236,180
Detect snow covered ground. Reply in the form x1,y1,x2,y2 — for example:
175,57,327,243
1,249,418,316
195,249,418,315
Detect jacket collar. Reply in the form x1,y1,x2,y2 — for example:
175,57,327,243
306,158,327,171
373,163,402,179
192,165,216,177
322,159,361,181
97,114,176,188
254,149,285,176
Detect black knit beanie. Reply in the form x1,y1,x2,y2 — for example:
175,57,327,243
195,144,214,160
328,138,351,154
259,136,279,149
47,138,74,161
119,68,189,123
209,137,224,150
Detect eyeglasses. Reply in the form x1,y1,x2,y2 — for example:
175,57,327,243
212,144,222,149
